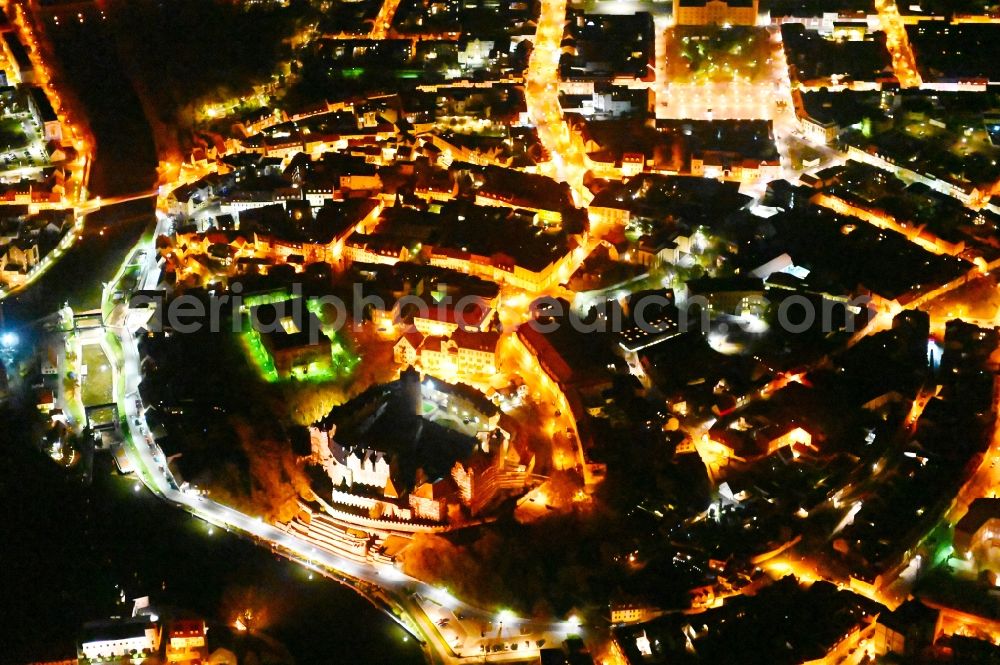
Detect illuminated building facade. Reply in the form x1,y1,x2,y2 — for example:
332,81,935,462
79,620,161,663
673,0,758,26
393,329,500,379
954,498,1000,571
166,619,208,663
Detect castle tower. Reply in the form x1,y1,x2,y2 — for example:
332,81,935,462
400,365,422,416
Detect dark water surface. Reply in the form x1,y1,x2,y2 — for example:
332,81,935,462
0,435,424,665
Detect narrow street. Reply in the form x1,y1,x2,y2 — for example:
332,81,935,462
875,0,922,88
524,0,593,207
369,0,401,40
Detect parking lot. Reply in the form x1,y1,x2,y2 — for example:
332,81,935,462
0,102,51,178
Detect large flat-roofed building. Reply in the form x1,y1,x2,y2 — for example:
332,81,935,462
673,0,758,26
1,31,32,83
79,619,161,662
27,85,62,143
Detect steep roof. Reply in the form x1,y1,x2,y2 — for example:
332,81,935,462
956,497,1000,538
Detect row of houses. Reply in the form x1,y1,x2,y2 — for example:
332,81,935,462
0,209,68,287
393,328,501,380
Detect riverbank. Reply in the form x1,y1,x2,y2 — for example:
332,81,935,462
0,417,425,665
0,3,425,661
33,0,158,197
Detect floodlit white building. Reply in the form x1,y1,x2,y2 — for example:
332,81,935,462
79,619,161,662
310,426,391,490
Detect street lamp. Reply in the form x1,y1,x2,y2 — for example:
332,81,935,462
497,608,514,636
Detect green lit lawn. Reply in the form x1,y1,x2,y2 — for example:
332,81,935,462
238,298,360,384
0,116,30,152
81,343,113,406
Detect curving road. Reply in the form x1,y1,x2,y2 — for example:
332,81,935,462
101,214,579,664
88,0,600,654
